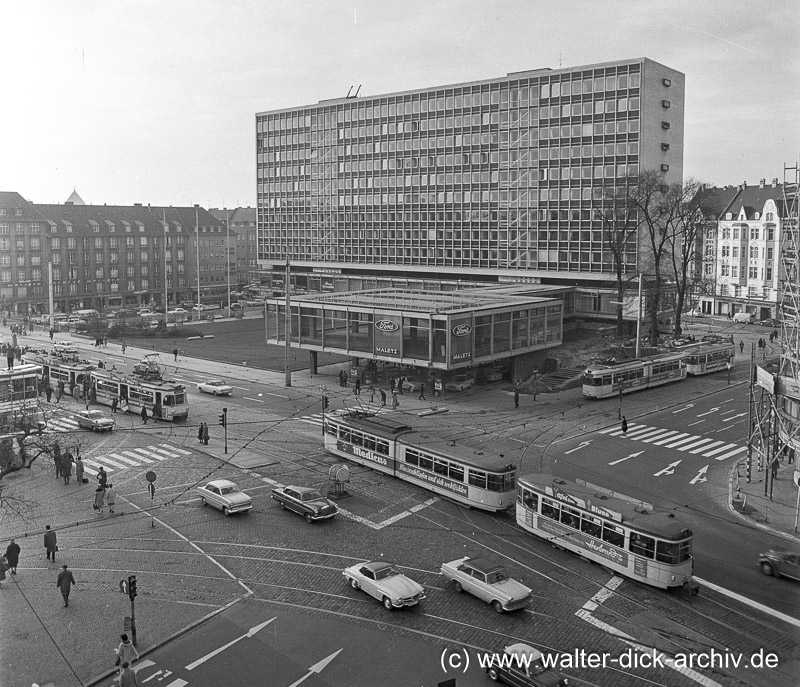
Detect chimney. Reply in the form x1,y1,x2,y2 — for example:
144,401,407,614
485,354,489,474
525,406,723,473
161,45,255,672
742,181,747,189
759,178,765,188
772,178,779,187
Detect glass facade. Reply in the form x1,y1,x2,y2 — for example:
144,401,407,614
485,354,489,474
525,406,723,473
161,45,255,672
256,58,683,284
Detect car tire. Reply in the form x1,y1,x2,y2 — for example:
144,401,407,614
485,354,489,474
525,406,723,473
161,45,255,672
278,501,286,510
491,600,504,614
201,498,207,507
213,391,217,396
760,562,774,576
453,580,463,593
382,597,395,611
304,513,314,524
349,578,360,590
223,506,230,516
488,667,501,681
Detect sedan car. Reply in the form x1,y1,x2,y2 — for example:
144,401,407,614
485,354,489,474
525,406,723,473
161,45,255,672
757,317,780,328
197,379,233,396
759,549,800,580
486,643,569,686
686,308,705,318
76,409,116,432
271,485,338,523
441,556,532,613
343,561,426,610
445,374,474,392
197,479,252,515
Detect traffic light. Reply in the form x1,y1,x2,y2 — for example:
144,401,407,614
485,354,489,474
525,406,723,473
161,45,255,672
128,574,137,599
219,408,227,427
322,395,329,410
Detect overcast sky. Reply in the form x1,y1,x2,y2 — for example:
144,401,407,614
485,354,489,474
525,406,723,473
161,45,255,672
3,1,797,207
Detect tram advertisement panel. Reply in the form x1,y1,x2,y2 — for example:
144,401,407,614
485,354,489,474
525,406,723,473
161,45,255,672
374,314,402,358
336,441,395,471
538,518,628,567
633,557,648,578
449,318,473,363
398,463,469,496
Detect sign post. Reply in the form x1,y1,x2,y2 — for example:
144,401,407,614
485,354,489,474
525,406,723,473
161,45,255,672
794,470,800,533
145,471,156,528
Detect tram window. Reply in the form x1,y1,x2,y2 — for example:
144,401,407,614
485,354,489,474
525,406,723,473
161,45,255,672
376,439,389,455
602,523,624,548
580,515,602,538
522,489,539,511
419,455,433,471
339,429,351,442
163,395,175,406
541,499,559,520
405,450,419,466
656,540,690,564
560,506,580,529
326,423,337,437
629,533,655,559
434,459,449,476
351,431,363,447
468,470,487,489
364,437,376,451
449,464,464,481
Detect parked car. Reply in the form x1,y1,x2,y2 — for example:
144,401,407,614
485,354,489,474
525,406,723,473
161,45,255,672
732,312,755,324
53,342,79,355
757,317,780,328
231,302,244,311
486,643,569,686
76,409,116,432
445,374,474,392
686,308,705,318
759,549,800,581
197,379,233,396
167,307,188,316
485,367,504,382
197,479,252,515
441,556,532,613
137,309,156,317
343,561,426,610
400,378,422,392
271,485,338,523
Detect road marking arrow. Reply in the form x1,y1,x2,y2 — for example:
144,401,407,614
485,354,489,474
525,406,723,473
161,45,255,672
672,404,694,414
722,412,747,422
690,465,709,485
287,648,344,687
697,407,719,417
565,440,592,455
608,451,644,466
185,618,276,670
654,460,681,477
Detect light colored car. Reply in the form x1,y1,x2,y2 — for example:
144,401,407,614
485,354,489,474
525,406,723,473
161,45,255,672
441,556,532,613
400,378,421,392
76,409,116,432
197,479,252,515
759,549,800,581
343,561,426,610
197,379,233,396
686,308,705,318
486,643,569,686
271,485,338,523
445,374,474,392
53,342,79,355
167,307,188,315
192,304,210,312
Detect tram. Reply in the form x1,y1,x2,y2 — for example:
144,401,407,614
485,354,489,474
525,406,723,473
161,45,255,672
683,340,735,376
323,411,517,511
582,350,686,399
90,369,189,421
24,351,95,396
516,474,694,590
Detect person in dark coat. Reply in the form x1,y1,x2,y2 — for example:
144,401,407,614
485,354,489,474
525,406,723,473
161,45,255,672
94,486,106,514
141,405,148,424
46,385,53,402
75,456,84,484
202,423,210,445
62,451,73,485
418,383,425,401
621,416,628,435
5,539,20,574
198,422,205,443
97,466,108,489
53,443,62,479
514,385,520,408
44,525,57,562
379,389,386,407
56,564,76,607
111,397,119,413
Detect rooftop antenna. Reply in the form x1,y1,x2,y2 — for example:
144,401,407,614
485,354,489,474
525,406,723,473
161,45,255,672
354,84,361,98
346,86,353,98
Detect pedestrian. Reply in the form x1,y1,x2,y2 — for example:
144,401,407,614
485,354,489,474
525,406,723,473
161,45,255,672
202,422,210,445
6,346,14,370
121,340,127,355
62,450,73,485
116,633,139,670
53,442,62,479
739,340,744,354
0,557,6,588
173,347,179,362
111,397,119,413
369,386,376,402
56,564,76,607
198,422,205,443
97,466,108,489
75,455,84,484
44,525,57,562
398,376,404,394
106,484,117,514
418,383,425,401
354,378,361,396
103,335,108,347
5,539,20,575
773,328,779,341
141,405,148,424
389,377,395,393
119,662,139,687
621,416,628,435
94,485,106,514
379,388,386,407
514,385,520,408
391,390,399,410
46,385,53,402
49,328,54,340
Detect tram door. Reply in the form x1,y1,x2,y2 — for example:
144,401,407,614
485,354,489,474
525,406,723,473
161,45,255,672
154,391,163,419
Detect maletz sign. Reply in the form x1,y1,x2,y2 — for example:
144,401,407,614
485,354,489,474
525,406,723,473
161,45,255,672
449,318,473,363
374,316,401,358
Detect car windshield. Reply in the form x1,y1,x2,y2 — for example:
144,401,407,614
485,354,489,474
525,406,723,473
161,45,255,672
374,566,398,580
220,486,239,495
210,381,225,386
302,491,323,501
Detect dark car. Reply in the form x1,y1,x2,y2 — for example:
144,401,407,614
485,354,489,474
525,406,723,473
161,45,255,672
759,549,800,580
757,318,780,328
486,643,569,686
271,485,338,523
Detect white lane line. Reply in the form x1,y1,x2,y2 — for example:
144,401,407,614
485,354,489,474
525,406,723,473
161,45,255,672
628,428,667,441
82,460,114,473
90,456,130,469
662,435,701,449
123,449,165,462
244,396,265,403
228,385,250,391
164,444,192,455
144,446,181,458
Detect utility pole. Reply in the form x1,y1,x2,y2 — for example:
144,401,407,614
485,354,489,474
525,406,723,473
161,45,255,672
635,272,643,359
284,257,292,388
195,208,201,316
226,209,232,318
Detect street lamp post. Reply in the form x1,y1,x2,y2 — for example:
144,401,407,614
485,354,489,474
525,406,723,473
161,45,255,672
226,209,231,318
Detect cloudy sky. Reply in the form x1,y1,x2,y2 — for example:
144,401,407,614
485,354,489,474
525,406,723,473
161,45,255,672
3,0,797,207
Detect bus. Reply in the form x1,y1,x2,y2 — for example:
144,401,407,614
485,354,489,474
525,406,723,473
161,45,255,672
582,350,686,399
90,369,189,421
516,474,694,590
682,340,736,376
323,411,517,511
24,351,95,396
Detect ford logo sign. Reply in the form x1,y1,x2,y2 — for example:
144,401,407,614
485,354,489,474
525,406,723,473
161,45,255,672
452,324,472,337
375,320,399,332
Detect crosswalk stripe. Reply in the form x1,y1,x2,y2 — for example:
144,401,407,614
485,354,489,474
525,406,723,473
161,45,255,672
628,428,665,441
652,431,690,445
714,446,748,461
106,453,145,466
164,445,192,455
704,442,738,457
145,445,181,458
689,439,725,454
677,438,715,452
123,449,166,462
661,435,700,449
90,456,130,469
130,447,170,460
82,460,113,474
641,429,679,444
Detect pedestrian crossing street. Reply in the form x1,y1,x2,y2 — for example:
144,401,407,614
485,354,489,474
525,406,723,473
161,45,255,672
80,444,192,477
599,422,747,462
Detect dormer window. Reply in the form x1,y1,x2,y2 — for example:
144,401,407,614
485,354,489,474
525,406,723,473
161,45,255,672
725,213,733,220
661,121,670,130
754,212,760,220
661,143,670,151
661,164,670,172
663,78,672,87
662,100,671,109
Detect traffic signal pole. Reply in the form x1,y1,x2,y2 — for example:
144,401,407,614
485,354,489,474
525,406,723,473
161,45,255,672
220,408,228,454
128,574,138,646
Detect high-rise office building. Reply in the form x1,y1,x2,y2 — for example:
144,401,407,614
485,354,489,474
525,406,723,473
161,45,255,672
255,58,684,292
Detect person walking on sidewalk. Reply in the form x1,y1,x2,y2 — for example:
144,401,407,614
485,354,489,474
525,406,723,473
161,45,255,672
106,484,117,513
141,405,148,424
75,455,84,485
173,347,179,362
62,450,73,485
119,662,139,687
514,384,520,408
44,525,57,562
369,386,376,402
5,539,20,575
94,485,106,514
53,442,62,480
379,388,386,407
354,378,361,396
116,633,139,670
391,390,399,410
46,385,53,403
121,340,127,355
739,339,744,354
56,564,76,607
418,383,425,401
198,422,205,443
202,422,210,445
